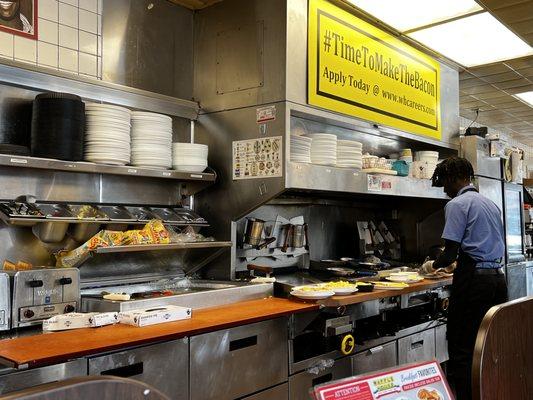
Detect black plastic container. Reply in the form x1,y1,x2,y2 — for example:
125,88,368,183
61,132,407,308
31,92,85,161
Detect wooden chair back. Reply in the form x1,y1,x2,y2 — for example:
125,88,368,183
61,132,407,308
0,375,170,400
472,296,533,400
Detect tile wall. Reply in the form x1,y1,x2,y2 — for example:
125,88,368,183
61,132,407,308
0,0,103,79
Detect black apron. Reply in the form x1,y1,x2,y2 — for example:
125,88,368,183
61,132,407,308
446,186,508,399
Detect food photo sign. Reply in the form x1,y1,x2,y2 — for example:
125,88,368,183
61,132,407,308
312,361,453,400
0,0,38,39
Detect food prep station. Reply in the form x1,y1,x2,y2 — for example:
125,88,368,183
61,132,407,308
0,0,526,399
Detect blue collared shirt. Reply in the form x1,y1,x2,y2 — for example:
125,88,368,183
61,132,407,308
442,185,505,267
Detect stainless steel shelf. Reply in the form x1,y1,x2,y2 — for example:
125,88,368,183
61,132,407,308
0,60,199,119
0,154,216,182
93,241,232,253
286,162,447,200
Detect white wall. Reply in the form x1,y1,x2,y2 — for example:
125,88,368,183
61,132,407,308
0,0,103,79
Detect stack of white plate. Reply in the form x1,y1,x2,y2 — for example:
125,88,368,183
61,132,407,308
130,112,173,169
305,133,337,166
84,103,131,166
172,142,208,172
336,140,363,168
290,135,312,163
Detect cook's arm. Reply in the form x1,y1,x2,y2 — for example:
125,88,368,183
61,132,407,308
433,239,460,271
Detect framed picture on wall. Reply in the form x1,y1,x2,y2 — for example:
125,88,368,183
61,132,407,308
0,0,38,39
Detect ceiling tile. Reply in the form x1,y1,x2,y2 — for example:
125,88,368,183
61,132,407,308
468,63,512,76
473,90,512,99
493,77,532,89
479,70,523,83
506,84,533,93
461,84,501,95
504,55,533,69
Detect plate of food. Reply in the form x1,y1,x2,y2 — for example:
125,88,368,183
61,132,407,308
290,285,335,300
372,281,409,290
386,272,424,283
323,280,359,295
417,387,442,400
421,270,454,279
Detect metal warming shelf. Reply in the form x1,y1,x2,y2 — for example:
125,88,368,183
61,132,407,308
0,154,216,182
93,241,232,254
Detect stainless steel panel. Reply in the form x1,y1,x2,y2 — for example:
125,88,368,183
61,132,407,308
289,357,351,400
194,0,287,112
190,318,288,400
476,176,504,214
351,341,397,376
503,183,526,263
461,136,502,179
0,60,198,119
216,21,264,94
527,266,533,296
82,281,272,312
88,339,188,400
102,0,194,100
506,262,527,300
241,383,289,400
0,274,9,331
435,324,448,363
0,359,87,394
398,329,436,365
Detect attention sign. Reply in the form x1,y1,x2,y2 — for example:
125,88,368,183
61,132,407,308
308,0,441,139
312,361,454,400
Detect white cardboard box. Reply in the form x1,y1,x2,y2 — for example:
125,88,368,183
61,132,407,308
118,305,192,327
43,313,94,331
89,312,119,327
43,312,119,331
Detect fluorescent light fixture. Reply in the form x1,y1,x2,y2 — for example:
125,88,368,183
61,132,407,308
408,12,533,67
515,91,533,108
347,0,482,32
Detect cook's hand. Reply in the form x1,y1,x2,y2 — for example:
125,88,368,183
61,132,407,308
420,259,435,275
444,261,457,273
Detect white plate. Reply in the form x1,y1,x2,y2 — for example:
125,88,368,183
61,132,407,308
290,290,335,300
173,165,207,172
386,276,424,283
304,133,337,139
337,140,362,147
331,287,359,295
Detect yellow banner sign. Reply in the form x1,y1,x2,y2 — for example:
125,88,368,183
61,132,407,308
308,0,441,139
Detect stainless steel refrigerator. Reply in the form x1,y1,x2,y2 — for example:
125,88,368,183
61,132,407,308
461,136,526,300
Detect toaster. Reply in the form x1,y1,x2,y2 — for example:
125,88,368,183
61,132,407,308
0,273,9,331
9,268,80,328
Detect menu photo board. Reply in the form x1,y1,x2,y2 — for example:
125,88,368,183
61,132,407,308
308,0,441,140
312,360,454,400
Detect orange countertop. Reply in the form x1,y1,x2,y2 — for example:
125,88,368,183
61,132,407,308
320,278,453,307
0,278,452,369
0,298,318,369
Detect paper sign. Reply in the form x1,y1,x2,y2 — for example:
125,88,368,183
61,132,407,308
313,361,453,400
232,136,282,180
367,175,382,192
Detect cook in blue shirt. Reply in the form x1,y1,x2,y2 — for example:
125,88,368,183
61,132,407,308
421,157,508,400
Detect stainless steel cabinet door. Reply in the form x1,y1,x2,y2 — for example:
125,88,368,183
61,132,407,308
398,329,436,365
88,339,188,400
527,267,533,296
435,324,448,363
0,359,87,394
242,383,289,400
351,341,397,376
190,318,288,400
289,357,351,400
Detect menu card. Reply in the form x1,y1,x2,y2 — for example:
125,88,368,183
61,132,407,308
312,360,453,400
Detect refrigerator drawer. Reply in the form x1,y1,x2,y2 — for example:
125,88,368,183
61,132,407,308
190,318,288,400
435,324,448,363
289,357,351,400
0,359,87,395
351,341,397,375
88,339,188,400
398,329,436,365
241,382,289,400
